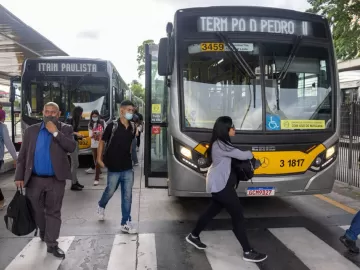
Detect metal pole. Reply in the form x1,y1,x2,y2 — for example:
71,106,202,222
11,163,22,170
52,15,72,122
349,101,354,186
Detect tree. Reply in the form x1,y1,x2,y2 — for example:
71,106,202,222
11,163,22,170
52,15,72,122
307,0,360,60
130,80,145,100
136,39,155,78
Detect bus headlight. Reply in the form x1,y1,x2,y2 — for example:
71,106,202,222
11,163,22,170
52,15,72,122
173,140,210,172
310,143,338,172
180,146,192,159
315,157,322,166
325,146,335,160
197,157,207,166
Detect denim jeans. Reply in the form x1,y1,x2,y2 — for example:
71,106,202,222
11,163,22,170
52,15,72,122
346,210,360,241
131,138,138,164
98,169,134,225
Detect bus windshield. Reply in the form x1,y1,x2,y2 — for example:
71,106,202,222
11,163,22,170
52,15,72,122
22,75,110,120
181,41,332,131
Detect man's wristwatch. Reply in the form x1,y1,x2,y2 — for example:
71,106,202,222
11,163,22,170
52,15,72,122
53,131,59,137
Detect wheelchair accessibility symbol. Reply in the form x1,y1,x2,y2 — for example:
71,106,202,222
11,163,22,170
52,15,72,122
266,114,280,130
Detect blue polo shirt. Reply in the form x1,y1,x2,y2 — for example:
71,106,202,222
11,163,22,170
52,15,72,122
33,123,54,176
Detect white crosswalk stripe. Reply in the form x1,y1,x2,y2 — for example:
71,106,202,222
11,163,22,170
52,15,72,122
5,236,74,270
107,234,137,270
270,227,359,270
202,230,260,270
2,226,360,270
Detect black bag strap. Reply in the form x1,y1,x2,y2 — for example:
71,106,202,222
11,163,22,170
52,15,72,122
16,186,23,195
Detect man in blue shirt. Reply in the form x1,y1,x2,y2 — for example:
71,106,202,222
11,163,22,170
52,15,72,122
15,102,76,259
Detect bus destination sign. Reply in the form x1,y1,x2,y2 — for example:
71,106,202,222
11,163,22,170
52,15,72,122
198,16,311,36
37,62,98,73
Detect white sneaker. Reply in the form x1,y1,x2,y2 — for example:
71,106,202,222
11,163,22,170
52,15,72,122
97,206,105,220
94,180,99,186
121,221,137,234
86,168,96,174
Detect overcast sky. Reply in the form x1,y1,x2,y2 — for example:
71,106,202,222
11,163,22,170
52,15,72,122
2,0,310,85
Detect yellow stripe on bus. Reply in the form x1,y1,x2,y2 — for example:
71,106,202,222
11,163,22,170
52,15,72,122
253,144,325,175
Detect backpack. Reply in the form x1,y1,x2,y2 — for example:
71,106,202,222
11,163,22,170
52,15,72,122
231,158,261,188
4,187,38,237
104,120,136,153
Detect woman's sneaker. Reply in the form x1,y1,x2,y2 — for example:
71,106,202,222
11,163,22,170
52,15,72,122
243,249,267,262
185,233,207,249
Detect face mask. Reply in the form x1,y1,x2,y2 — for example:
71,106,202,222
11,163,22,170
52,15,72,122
125,113,133,120
92,117,98,122
44,116,58,125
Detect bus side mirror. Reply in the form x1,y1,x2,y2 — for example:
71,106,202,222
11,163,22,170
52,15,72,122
158,37,172,76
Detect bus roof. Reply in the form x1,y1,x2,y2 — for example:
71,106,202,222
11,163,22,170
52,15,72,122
25,56,108,62
175,6,326,22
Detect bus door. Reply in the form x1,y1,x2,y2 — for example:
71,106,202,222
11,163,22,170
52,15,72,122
144,44,169,188
9,76,22,151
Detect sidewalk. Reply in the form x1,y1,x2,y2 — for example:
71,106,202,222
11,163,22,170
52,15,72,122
320,181,360,214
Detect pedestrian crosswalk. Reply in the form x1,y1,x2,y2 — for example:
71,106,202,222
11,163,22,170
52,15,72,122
1,225,359,270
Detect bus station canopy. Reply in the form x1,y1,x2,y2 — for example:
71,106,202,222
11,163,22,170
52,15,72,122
338,58,360,72
0,5,68,86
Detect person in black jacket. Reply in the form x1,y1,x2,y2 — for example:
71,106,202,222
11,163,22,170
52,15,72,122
134,107,143,150
66,106,84,191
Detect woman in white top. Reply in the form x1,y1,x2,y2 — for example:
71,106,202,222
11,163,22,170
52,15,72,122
88,110,106,186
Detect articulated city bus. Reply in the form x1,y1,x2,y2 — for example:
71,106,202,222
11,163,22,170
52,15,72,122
144,6,340,197
9,57,129,155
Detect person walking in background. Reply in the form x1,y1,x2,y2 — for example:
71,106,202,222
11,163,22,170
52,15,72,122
340,211,360,253
134,107,143,152
66,106,84,191
131,114,139,166
0,109,17,210
14,102,76,259
88,110,106,186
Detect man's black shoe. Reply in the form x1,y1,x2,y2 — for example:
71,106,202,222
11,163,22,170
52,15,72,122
71,184,82,191
47,246,65,259
75,182,84,188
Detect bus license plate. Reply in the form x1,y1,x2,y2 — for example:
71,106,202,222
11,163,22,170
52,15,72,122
247,187,275,196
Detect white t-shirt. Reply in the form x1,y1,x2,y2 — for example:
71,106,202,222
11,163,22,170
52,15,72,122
89,121,106,149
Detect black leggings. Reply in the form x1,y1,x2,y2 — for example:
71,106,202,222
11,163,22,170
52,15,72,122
0,188,4,201
191,173,251,252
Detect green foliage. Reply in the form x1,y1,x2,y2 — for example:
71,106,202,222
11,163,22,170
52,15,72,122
307,0,360,60
137,39,155,78
130,80,145,100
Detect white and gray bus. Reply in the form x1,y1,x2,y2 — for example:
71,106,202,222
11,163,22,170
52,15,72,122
144,6,340,197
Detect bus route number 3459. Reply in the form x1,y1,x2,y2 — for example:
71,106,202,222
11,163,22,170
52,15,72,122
280,159,305,167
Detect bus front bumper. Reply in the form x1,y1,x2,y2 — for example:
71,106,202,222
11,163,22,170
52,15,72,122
168,155,338,197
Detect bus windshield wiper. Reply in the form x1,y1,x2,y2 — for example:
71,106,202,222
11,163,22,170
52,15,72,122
275,35,303,110
215,32,256,130
216,32,256,79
